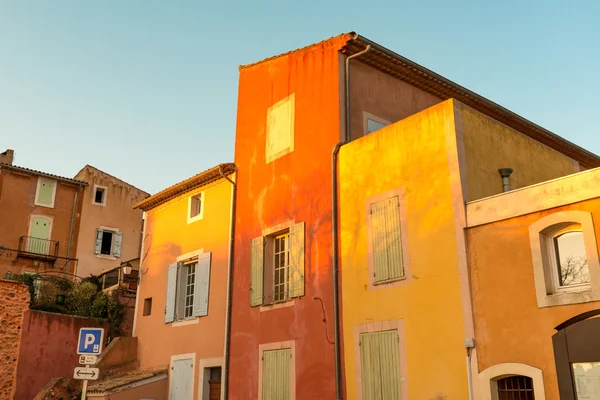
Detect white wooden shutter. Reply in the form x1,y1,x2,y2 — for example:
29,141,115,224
289,222,305,298
165,262,178,323
371,196,404,282
193,253,211,317
94,229,103,255
250,236,264,306
113,232,123,258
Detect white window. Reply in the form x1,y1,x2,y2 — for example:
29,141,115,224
165,252,212,323
529,211,600,308
92,185,107,206
250,222,304,307
266,93,295,163
188,192,204,223
363,112,390,135
34,177,57,208
94,228,122,258
170,353,195,400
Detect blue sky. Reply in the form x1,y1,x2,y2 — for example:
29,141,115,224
1,1,598,194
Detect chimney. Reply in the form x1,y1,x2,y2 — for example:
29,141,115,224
498,168,513,192
0,149,14,165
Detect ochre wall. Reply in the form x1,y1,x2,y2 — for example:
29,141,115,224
0,169,84,277
459,103,580,201
468,198,600,399
14,310,108,400
339,100,471,399
349,60,442,141
133,178,233,400
75,167,147,278
229,35,349,400
0,280,29,400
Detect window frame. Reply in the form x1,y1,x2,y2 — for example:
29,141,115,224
187,191,205,224
258,340,296,400
366,188,411,291
477,363,546,400
34,177,57,208
548,226,590,292
95,226,121,260
92,184,107,206
529,211,600,308
362,111,391,136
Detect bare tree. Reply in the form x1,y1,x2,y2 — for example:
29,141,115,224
559,256,589,286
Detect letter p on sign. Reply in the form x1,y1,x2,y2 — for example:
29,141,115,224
77,328,105,355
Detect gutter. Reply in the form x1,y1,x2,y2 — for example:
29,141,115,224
332,42,371,400
220,164,237,400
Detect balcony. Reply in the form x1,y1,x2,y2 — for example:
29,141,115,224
18,236,59,262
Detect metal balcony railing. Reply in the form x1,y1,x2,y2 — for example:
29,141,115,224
18,236,59,261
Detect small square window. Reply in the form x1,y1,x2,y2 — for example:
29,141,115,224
92,185,107,206
143,298,152,316
188,192,204,223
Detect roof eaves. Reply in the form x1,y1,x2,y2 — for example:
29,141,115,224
77,165,150,196
0,163,88,186
343,34,600,169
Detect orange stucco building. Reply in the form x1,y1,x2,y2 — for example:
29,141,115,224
132,164,236,400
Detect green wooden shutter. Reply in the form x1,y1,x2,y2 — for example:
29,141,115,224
94,229,103,255
250,236,264,307
165,262,178,323
360,330,401,400
36,178,56,206
289,222,305,298
113,232,123,257
193,253,211,317
371,196,404,282
262,348,291,400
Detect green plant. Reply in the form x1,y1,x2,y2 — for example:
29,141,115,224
66,281,98,316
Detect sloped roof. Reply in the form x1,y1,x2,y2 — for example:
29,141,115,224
0,163,88,186
74,164,149,196
87,367,168,394
134,163,236,211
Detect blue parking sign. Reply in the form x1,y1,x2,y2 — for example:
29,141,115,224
77,328,104,355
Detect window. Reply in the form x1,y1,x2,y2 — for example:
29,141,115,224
188,192,204,223
165,253,211,323
143,298,152,316
207,367,222,400
103,269,119,289
258,341,295,400
92,185,107,206
250,222,304,307
363,112,391,136
94,228,122,258
169,355,194,400
359,330,402,400
34,177,57,208
529,211,600,308
266,93,295,163
496,376,534,400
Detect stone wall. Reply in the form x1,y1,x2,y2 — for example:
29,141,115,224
0,279,30,399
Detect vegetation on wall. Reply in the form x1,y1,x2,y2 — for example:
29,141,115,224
9,273,124,338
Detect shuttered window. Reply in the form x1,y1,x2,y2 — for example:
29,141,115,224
360,330,401,400
371,196,404,283
164,252,211,323
94,228,122,258
250,222,305,307
35,177,57,207
262,348,291,400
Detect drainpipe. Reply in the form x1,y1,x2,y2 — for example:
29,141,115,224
66,186,80,273
465,338,476,400
220,164,237,400
498,168,513,192
332,43,371,400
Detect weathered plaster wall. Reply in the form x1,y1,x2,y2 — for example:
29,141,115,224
339,100,471,399
468,197,600,399
459,103,580,201
75,166,147,278
0,169,83,277
14,310,108,400
229,35,350,400
134,178,232,400
349,60,442,140
0,280,29,400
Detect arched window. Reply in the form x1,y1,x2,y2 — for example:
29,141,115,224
552,225,589,289
496,375,535,399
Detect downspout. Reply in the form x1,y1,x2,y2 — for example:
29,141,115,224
465,338,476,400
66,186,80,273
332,43,371,400
220,164,237,400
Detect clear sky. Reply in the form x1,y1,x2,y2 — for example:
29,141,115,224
1,1,598,194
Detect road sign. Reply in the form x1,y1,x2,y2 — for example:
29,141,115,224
79,355,98,365
73,366,99,380
77,327,104,355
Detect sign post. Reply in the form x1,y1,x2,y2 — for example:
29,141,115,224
75,328,104,399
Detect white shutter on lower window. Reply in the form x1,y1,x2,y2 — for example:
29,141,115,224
193,252,211,317
113,232,123,258
250,237,264,307
289,222,305,298
94,229,103,255
164,262,178,323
